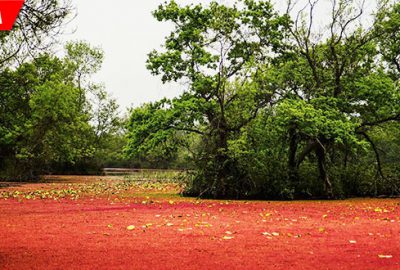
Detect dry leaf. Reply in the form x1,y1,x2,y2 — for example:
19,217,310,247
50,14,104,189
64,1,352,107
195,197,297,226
378,255,393,259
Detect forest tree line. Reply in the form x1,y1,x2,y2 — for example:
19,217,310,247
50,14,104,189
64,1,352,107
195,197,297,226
1,0,400,199
125,0,400,199
0,0,126,178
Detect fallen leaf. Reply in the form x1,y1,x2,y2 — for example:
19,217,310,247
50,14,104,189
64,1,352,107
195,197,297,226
127,225,135,230
378,255,393,259
223,236,234,240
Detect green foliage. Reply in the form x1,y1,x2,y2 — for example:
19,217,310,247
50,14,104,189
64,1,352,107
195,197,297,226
375,2,400,78
126,0,290,198
126,0,400,199
276,98,360,145
0,42,123,179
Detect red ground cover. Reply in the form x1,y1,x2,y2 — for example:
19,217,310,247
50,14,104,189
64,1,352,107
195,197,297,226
0,179,399,269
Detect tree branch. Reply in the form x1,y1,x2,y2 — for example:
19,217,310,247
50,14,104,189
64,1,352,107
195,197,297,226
359,131,385,179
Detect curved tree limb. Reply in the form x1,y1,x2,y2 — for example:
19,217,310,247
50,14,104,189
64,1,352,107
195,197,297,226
359,131,385,179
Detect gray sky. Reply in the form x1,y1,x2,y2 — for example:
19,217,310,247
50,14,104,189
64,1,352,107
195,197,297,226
62,1,180,111
63,0,376,111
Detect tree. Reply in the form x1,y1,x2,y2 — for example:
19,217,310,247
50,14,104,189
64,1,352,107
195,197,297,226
64,41,104,110
125,0,290,198
0,0,73,67
0,41,122,179
269,0,400,197
0,54,92,178
375,2,400,78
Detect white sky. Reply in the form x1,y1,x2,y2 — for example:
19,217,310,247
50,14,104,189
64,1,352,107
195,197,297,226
62,0,377,112
62,1,179,112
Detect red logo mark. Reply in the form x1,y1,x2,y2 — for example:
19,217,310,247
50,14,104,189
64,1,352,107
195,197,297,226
0,0,25,31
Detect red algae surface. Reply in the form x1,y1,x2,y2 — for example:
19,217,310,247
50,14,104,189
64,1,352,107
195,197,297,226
0,176,399,269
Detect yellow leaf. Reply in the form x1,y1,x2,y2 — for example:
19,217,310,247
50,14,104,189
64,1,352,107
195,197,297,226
127,225,135,230
271,232,279,236
378,255,393,259
322,214,328,218
223,236,234,240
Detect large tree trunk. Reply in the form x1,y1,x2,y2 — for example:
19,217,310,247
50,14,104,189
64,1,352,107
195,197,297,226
288,126,299,188
207,111,231,198
215,126,229,197
315,142,333,198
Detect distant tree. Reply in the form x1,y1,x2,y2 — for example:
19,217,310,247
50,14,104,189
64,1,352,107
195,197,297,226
0,54,93,178
0,41,122,179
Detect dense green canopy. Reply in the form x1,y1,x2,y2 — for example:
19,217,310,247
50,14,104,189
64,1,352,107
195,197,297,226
126,0,400,199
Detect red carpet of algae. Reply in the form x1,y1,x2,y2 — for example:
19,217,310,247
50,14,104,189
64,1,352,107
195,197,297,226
0,176,399,269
